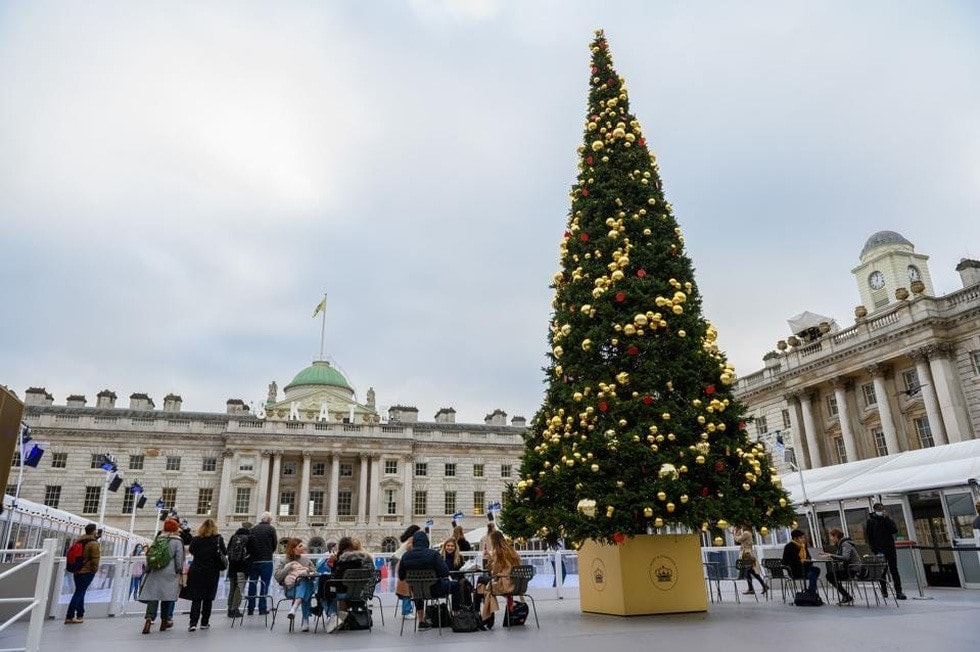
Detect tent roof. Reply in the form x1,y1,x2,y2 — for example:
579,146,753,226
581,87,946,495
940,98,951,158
786,311,839,335
781,439,980,504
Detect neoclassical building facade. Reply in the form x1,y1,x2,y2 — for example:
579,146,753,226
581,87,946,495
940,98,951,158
14,359,527,550
734,231,980,472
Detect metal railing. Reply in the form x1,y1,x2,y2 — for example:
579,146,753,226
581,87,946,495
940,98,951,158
0,539,56,652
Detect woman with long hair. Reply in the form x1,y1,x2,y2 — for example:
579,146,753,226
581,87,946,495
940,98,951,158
452,525,472,552
139,518,186,635
273,538,317,632
129,544,145,601
183,518,227,631
476,530,520,626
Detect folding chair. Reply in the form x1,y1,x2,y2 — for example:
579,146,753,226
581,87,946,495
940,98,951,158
231,578,272,628
330,568,376,632
497,564,539,628
703,561,723,603
733,559,760,604
761,559,795,604
853,556,898,608
364,569,385,626
400,570,449,636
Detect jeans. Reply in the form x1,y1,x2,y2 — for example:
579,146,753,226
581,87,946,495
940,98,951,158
804,566,821,594
285,578,314,619
144,600,175,622
246,560,273,613
129,576,143,601
67,572,95,619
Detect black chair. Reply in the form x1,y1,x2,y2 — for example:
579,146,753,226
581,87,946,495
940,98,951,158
495,564,539,628
231,578,272,628
364,570,385,626
733,559,760,604
702,561,723,603
761,558,796,604
852,556,898,608
329,568,377,632
400,570,449,636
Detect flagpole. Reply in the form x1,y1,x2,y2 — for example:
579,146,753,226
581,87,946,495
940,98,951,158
319,293,327,360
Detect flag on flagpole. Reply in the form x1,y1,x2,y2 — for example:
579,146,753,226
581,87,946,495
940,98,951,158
312,296,326,319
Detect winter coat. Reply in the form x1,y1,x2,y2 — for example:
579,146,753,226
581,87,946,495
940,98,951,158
456,537,472,552
398,531,451,580
182,534,226,601
274,556,317,588
226,527,252,574
865,512,898,553
74,534,101,575
138,534,185,602
735,530,760,573
834,537,864,577
781,540,811,580
249,522,278,561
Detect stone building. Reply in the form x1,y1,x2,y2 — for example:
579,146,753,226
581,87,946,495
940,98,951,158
14,358,526,551
734,231,980,472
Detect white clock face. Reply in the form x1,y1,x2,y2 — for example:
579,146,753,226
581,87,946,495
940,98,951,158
869,271,885,290
908,265,921,282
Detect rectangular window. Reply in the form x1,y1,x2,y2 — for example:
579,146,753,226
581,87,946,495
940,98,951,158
444,491,457,515
238,457,255,472
197,488,214,515
473,464,485,478
914,417,935,448
902,369,920,394
338,490,352,516
309,490,325,516
340,463,353,477
384,489,398,515
234,487,251,515
51,452,67,468
833,436,847,464
312,462,326,476
44,485,62,508
473,491,486,515
781,409,791,429
413,490,427,516
282,461,297,476
873,428,888,457
862,383,877,407
161,487,177,510
826,394,839,417
10,454,19,467
279,490,296,516
501,464,512,479
972,350,980,375
82,486,101,514
122,489,135,514
129,454,145,470
385,460,398,475
90,453,103,469
444,463,456,477
165,456,181,471
415,462,428,477
201,457,217,472
755,416,768,436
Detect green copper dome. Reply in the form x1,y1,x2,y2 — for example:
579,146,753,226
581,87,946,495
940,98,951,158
284,360,351,391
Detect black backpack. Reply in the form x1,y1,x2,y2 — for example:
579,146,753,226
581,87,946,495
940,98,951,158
503,600,530,626
794,590,824,607
339,605,372,631
227,533,251,565
451,607,481,633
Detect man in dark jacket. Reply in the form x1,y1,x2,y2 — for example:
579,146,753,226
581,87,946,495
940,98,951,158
226,522,252,618
65,523,101,624
864,503,906,599
398,531,461,630
781,529,820,594
246,512,278,615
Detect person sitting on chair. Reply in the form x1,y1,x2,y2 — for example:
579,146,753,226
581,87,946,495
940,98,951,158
819,527,862,605
273,539,317,632
475,530,520,628
782,529,820,594
398,530,460,630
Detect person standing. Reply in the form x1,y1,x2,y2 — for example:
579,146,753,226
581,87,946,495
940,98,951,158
864,503,907,599
65,523,100,624
246,511,278,616
735,526,768,596
129,544,146,601
183,518,226,631
139,518,186,634
225,522,252,618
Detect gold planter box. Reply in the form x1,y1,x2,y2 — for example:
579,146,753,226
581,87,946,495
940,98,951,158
578,533,708,615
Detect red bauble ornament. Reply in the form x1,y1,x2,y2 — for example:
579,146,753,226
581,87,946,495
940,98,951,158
705,385,716,395
591,114,599,121
739,421,746,431
534,487,543,498
627,346,639,356
701,486,710,497
638,137,646,146
581,188,589,196
564,230,571,239
636,269,647,277
714,461,725,472
580,233,589,242
591,66,598,74
613,532,626,545
615,291,626,302
598,401,608,412
642,395,653,405
586,156,593,165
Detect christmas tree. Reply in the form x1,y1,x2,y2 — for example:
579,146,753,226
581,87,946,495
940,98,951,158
501,30,794,546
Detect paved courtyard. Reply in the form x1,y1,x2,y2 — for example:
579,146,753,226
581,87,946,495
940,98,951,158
2,587,976,652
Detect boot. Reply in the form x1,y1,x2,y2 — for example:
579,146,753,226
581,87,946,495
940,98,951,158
142,619,152,635
761,584,769,595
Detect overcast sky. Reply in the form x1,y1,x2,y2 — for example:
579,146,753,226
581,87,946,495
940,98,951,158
2,1,978,424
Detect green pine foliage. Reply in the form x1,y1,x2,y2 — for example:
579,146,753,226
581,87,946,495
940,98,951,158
500,30,795,546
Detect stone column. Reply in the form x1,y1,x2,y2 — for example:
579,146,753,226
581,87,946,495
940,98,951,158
370,455,381,524
329,454,340,525
783,393,809,469
268,453,282,519
216,450,234,524
927,343,973,443
868,364,901,455
909,348,948,446
798,391,823,469
830,377,858,463
403,455,414,523
257,450,272,516
298,453,312,527
357,454,369,524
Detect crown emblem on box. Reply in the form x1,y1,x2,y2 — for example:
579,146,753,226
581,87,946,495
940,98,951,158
593,568,604,584
655,565,673,582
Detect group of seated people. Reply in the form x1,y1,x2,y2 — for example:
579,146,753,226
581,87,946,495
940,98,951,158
780,527,866,605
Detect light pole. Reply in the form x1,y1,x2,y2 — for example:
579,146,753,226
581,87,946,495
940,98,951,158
96,455,118,531
1,423,31,550
126,482,144,550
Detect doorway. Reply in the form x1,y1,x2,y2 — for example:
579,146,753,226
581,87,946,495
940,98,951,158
908,491,960,587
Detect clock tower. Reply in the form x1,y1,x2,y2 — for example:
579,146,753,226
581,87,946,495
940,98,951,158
851,230,934,313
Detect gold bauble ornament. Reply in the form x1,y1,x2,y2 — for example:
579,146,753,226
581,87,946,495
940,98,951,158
779,498,787,507
657,491,667,501
643,507,653,518
654,517,664,527
666,502,675,513
680,494,689,503
591,464,599,472
591,140,604,151
716,519,728,529
759,526,770,537
713,536,723,546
